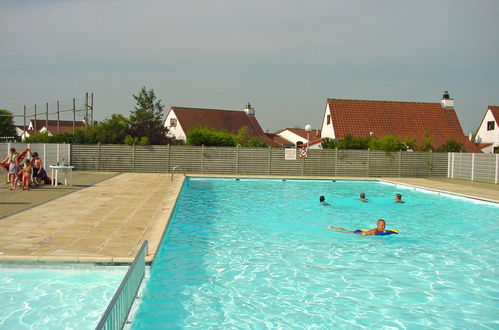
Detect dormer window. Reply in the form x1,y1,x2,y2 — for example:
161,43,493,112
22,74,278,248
487,121,495,131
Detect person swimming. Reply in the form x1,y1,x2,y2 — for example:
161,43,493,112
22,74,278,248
327,219,387,236
319,195,330,206
395,193,405,203
359,192,368,202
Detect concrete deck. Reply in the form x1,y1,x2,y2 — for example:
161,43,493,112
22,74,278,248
0,173,496,265
0,173,184,264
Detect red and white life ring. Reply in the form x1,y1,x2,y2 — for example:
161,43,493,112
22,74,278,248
299,148,308,158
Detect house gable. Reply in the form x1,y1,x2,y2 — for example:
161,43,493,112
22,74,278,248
474,106,499,148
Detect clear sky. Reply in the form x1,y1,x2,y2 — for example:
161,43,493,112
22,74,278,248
1,0,498,135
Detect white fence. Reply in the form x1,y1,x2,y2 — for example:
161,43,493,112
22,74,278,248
448,152,499,184
1,142,70,167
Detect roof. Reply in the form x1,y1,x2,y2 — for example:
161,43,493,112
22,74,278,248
297,137,325,148
326,98,481,152
487,105,499,122
170,106,265,136
276,128,321,140
477,143,493,149
265,133,295,147
30,120,85,128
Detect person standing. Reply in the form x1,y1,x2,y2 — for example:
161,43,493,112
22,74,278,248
2,148,19,190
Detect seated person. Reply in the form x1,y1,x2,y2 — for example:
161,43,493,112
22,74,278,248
31,152,48,186
319,195,330,206
395,193,405,203
327,219,387,236
359,192,368,202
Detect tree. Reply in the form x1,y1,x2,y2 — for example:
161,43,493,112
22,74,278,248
321,138,337,149
0,109,17,140
186,128,236,146
436,139,465,152
369,135,403,152
92,114,129,144
129,87,169,144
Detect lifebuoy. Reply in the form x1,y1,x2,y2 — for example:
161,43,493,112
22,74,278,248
299,148,308,158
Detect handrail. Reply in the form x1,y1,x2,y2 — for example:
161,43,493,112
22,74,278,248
171,165,186,180
95,240,148,330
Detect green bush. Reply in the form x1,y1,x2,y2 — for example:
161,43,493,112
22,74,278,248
187,128,237,146
436,139,464,152
369,135,403,152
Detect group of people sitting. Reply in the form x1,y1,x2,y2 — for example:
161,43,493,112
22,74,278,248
1,148,49,191
319,192,405,236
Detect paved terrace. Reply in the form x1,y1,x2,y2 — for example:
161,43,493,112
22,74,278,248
0,173,496,264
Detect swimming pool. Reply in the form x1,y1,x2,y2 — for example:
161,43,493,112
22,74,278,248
131,178,499,328
0,264,127,329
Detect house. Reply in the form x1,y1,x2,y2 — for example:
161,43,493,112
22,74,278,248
273,128,322,148
164,103,274,145
16,120,86,141
320,92,482,153
474,105,499,153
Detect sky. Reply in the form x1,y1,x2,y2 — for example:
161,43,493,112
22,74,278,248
1,0,498,135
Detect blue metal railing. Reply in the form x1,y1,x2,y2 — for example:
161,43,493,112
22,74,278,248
95,240,148,330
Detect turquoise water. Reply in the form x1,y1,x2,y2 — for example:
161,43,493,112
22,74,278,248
0,264,127,329
132,178,499,329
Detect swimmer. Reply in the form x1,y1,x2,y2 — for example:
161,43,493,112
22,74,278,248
319,195,330,206
395,193,405,203
327,219,386,236
359,192,368,202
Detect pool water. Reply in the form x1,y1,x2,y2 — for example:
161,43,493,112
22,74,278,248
0,264,127,329
132,179,499,328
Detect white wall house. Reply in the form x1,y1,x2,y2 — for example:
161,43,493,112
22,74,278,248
275,128,322,149
320,102,336,139
474,106,499,153
164,109,187,140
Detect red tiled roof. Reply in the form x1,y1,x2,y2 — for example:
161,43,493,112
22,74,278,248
477,143,493,149
265,133,294,147
297,137,325,148
170,107,275,145
488,105,499,122
326,98,481,152
276,128,321,140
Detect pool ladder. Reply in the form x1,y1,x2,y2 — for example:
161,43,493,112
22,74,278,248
171,166,187,181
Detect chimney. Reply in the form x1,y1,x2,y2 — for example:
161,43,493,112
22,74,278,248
440,91,454,109
244,102,255,116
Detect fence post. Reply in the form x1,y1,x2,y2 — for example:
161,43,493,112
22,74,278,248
43,144,47,167
236,145,239,175
301,152,305,176
201,145,205,174
398,150,402,177
429,150,433,178
97,143,101,171
132,144,135,173
56,144,60,164
268,146,271,175
166,144,170,173
451,153,455,178
334,147,338,177
471,153,475,181
68,144,71,166
495,154,498,184
366,148,370,177
447,153,451,178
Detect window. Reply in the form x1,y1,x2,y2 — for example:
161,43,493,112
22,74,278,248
487,121,495,131
327,115,331,125
170,118,177,127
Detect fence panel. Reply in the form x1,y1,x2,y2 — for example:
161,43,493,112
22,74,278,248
303,148,335,176
271,148,302,176
134,145,168,173
99,145,133,172
238,148,269,175
71,144,98,170
337,150,368,176
431,152,448,177
451,153,473,180
203,147,237,174
401,152,430,178
473,153,496,183
169,145,202,173
368,150,399,177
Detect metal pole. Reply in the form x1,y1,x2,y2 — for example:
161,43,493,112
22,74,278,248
45,102,49,130
23,105,26,138
57,101,60,134
34,104,37,132
90,93,94,125
85,92,89,125
72,98,76,133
